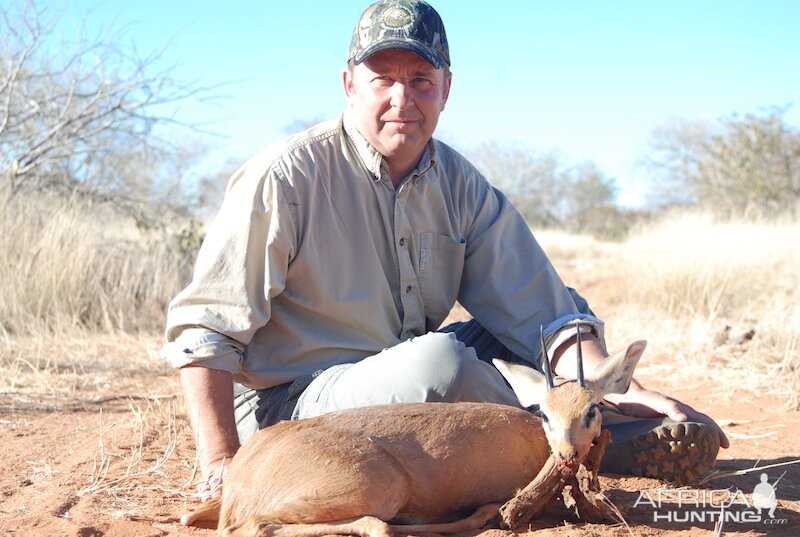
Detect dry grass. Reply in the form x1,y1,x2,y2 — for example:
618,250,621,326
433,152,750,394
538,211,800,409
0,191,201,521
0,191,197,337
0,332,196,523
2,191,796,407
79,398,182,497
71,395,198,522
0,332,170,397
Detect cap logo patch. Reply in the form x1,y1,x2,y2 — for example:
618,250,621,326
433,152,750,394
382,6,413,28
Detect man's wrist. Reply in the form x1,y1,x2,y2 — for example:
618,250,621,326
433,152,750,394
200,445,238,473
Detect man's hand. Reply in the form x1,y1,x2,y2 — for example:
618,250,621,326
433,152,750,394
551,332,730,450
196,458,229,501
605,380,730,449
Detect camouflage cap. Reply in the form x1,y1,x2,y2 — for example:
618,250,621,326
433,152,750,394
348,0,450,68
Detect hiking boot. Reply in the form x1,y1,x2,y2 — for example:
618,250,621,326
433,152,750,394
600,414,721,485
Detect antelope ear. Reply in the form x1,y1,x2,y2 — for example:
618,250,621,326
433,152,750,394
493,359,548,408
586,340,646,399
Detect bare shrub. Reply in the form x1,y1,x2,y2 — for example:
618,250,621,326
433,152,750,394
645,107,800,218
0,1,213,224
466,142,631,238
0,1,214,336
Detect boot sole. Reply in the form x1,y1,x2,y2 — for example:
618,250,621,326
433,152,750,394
601,421,721,485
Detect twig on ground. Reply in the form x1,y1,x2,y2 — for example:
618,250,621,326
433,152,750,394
78,401,180,497
697,458,800,486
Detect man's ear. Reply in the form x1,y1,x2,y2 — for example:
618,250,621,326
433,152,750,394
343,67,355,102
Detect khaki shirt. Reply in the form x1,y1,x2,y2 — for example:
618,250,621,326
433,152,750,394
162,113,603,389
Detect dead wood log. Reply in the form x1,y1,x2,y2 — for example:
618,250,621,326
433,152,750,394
499,429,615,529
562,429,617,522
498,453,571,529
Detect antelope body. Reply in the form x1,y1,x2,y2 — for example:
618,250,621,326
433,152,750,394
183,330,646,537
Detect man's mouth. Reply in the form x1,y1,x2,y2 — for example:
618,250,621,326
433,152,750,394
383,117,419,125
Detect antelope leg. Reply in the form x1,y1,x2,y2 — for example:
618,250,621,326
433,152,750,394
223,515,391,537
391,503,502,534
180,498,221,527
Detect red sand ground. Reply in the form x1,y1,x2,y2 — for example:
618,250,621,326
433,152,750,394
1,341,798,537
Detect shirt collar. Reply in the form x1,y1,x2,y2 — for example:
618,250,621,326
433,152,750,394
343,111,437,183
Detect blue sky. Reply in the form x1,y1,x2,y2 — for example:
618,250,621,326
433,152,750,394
57,1,800,207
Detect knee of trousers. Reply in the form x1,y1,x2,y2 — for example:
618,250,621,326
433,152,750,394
402,332,477,402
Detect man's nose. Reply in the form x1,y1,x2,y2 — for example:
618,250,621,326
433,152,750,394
389,82,413,109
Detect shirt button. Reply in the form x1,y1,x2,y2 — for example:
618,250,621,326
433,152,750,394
405,285,413,293
399,237,406,246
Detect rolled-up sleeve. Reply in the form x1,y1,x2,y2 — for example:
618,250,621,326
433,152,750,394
542,291,605,358
161,327,245,371
161,156,296,372
457,177,604,370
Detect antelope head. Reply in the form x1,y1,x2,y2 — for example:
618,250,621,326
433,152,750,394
495,323,646,469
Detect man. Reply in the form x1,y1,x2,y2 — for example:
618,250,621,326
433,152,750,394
163,0,728,500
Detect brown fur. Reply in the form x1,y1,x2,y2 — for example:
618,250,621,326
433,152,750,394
220,403,549,531
540,383,598,464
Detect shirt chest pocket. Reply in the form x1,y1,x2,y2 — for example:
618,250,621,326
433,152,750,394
418,232,467,319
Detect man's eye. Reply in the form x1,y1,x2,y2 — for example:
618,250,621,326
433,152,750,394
412,78,432,89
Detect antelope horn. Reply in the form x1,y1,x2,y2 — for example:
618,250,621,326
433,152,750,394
540,325,554,390
575,320,585,388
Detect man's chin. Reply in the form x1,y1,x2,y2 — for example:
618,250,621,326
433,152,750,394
379,135,424,156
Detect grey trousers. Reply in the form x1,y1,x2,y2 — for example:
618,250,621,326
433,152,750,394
234,320,523,444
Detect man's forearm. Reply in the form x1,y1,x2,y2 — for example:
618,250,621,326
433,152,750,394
180,365,240,476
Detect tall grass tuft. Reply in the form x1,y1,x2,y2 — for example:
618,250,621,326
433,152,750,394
537,210,799,408
620,212,799,322
0,191,200,337
623,212,799,406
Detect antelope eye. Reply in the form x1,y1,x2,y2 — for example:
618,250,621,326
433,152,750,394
584,404,598,428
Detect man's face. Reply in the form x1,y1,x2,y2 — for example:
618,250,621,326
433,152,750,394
344,48,451,171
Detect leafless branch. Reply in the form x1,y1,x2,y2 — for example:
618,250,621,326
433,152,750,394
1,0,220,223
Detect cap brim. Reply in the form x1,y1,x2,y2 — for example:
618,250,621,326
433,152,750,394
352,39,447,69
